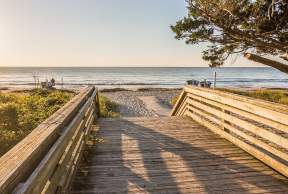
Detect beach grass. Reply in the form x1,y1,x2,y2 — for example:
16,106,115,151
171,95,179,106
99,95,120,118
219,88,288,105
99,88,132,92
0,89,74,157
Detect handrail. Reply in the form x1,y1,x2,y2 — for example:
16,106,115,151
0,86,99,194
171,86,288,177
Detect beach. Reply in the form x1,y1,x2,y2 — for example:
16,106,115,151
0,85,181,118
2,84,288,118
0,67,287,90
0,66,287,116
101,88,181,117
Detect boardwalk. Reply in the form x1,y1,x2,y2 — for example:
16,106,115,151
70,117,288,194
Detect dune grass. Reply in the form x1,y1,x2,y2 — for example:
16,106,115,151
218,88,288,105
99,88,132,93
171,95,179,106
98,95,120,118
0,89,74,157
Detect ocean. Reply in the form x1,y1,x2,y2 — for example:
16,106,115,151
0,67,287,89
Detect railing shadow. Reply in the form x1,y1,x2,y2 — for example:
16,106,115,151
71,117,287,193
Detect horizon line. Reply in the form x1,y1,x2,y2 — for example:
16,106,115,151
0,65,266,68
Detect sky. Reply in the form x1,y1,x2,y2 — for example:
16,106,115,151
0,0,261,67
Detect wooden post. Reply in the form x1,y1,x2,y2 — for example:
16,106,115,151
94,88,100,119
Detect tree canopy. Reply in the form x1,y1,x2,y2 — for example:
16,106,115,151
171,0,288,70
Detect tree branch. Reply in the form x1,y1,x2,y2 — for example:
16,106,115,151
244,53,288,74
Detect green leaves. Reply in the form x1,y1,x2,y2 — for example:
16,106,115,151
0,90,74,156
0,103,19,130
99,95,120,118
171,0,288,67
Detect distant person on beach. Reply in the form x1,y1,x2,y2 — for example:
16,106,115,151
41,78,56,89
51,78,56,87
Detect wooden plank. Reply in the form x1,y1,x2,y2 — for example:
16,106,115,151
51,104,95,194
61,114,94,192
44,105,95,194
186,105,288,162
0,87,96,194
184,86,288,126
170,86,288,178
187,86,288,113
62,137,85,192
44,120,85,194
70,117,288,194
185,111,288,177
0,87,94,193
95,88,100,117
187,93,288,134
170,90,186,116
71,180,288,194
186,98,288,150
15,93,95,194
170,96,187,117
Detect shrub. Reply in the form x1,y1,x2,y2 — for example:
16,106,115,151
0,103,19,129
99,95,120,118
0,89,74,156
171,95,179,106
0,94,17,103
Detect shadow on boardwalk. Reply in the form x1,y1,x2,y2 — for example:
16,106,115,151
71,117,288,194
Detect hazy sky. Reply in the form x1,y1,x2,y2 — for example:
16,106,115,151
0,0,261,67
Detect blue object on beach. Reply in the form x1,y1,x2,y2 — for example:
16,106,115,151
187,80,199,86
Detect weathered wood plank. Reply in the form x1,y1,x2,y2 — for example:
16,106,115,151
185,111,288,177
187,86,288,113
186,104,288,162
186,98,288,149
184,86,288,125
70,117,288,194
187,93,288,134
172,86,288,178
17,98,94,194
170,90,186,116
0,86,98,194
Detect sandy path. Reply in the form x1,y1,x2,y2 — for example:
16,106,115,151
138,96,171,116
101,90,180,117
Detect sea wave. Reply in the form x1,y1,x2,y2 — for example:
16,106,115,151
0,67,287,88
0,82,181,86
1,79,288,86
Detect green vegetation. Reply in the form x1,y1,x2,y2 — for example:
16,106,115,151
219,88,288,105
171,1,288,73
171,95,179,106
0,89,74,156
137,88,181,92
99,88,131,92
98,95,120,118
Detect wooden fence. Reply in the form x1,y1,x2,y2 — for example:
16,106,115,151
171,86,288,177
0,86,99,194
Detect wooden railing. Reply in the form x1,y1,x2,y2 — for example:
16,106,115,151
0,86,99,194
171,86,288,177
